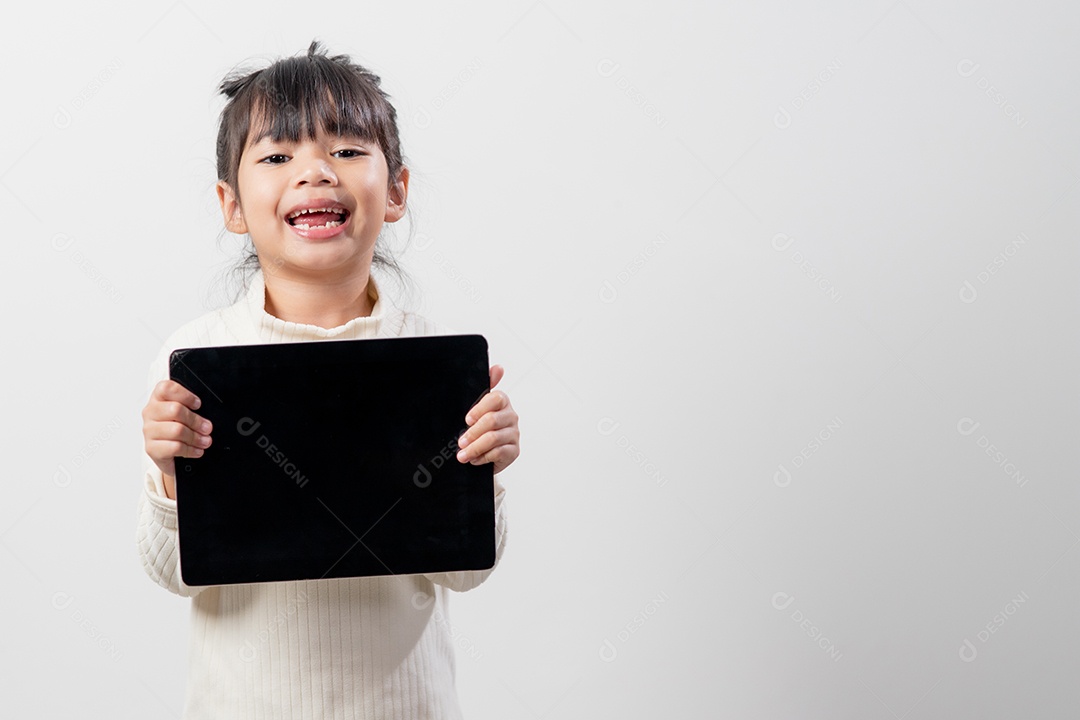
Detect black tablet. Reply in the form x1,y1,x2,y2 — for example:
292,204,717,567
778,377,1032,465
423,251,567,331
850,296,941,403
168,334,495,586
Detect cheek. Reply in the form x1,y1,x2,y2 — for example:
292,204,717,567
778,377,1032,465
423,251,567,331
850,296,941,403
236,176,276,221
358,164,391,201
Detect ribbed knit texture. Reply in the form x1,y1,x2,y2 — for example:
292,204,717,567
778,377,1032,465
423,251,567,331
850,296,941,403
135,270,508,719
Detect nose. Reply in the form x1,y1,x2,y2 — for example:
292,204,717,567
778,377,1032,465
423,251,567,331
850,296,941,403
293,151,338,186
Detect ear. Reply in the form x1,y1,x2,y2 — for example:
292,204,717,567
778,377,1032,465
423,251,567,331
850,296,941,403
384,166,409,223
216,180,248,234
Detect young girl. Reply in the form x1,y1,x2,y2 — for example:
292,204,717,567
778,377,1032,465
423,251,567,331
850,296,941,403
136,40,518,719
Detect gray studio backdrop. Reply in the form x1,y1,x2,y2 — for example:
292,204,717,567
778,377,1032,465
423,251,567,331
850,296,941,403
2,1,1077,717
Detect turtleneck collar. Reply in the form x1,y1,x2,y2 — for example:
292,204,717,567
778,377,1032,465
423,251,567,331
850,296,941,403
242,269,400,344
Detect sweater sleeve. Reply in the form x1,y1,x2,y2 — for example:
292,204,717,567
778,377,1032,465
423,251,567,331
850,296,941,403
134,339,205,598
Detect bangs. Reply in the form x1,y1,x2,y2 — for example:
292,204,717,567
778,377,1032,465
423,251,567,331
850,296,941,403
245,60,382,148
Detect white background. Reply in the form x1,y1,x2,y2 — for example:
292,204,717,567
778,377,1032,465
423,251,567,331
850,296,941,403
2,1,1078,717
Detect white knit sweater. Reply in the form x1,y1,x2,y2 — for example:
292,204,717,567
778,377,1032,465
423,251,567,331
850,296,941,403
135,269,508,719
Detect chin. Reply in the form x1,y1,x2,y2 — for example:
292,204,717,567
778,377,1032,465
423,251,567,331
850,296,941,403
285,249,372,274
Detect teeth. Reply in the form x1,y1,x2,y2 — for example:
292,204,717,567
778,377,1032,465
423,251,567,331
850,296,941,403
293,220,343,230
288,206,345,220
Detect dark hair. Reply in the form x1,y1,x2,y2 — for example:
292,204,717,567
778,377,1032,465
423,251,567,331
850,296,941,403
209,40,415,308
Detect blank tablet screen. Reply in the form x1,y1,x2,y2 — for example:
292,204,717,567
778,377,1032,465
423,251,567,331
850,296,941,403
168,334,495,586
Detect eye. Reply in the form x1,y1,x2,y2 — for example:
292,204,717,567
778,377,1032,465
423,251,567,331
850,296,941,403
334,148,366,158
259,154,289,165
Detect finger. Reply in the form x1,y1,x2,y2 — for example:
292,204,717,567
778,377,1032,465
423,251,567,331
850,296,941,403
463,406,518,445
149,417,213,453
457,427,517,463
489,364,504,390
464,395,513,433
470,437,520,469
155,379,204,411
148,439,205,462
465,389,510,426
148,399,213,437
466,408,517,439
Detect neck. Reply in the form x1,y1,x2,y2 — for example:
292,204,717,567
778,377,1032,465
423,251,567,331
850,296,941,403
260,265,376,329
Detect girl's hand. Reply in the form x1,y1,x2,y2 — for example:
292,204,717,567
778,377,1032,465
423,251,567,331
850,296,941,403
457,364,520,475
142,380,213,499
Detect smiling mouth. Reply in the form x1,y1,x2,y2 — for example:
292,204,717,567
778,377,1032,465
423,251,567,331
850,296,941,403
286,207,350,230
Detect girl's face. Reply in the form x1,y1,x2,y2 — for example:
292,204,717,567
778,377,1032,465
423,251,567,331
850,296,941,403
216,121,407,280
